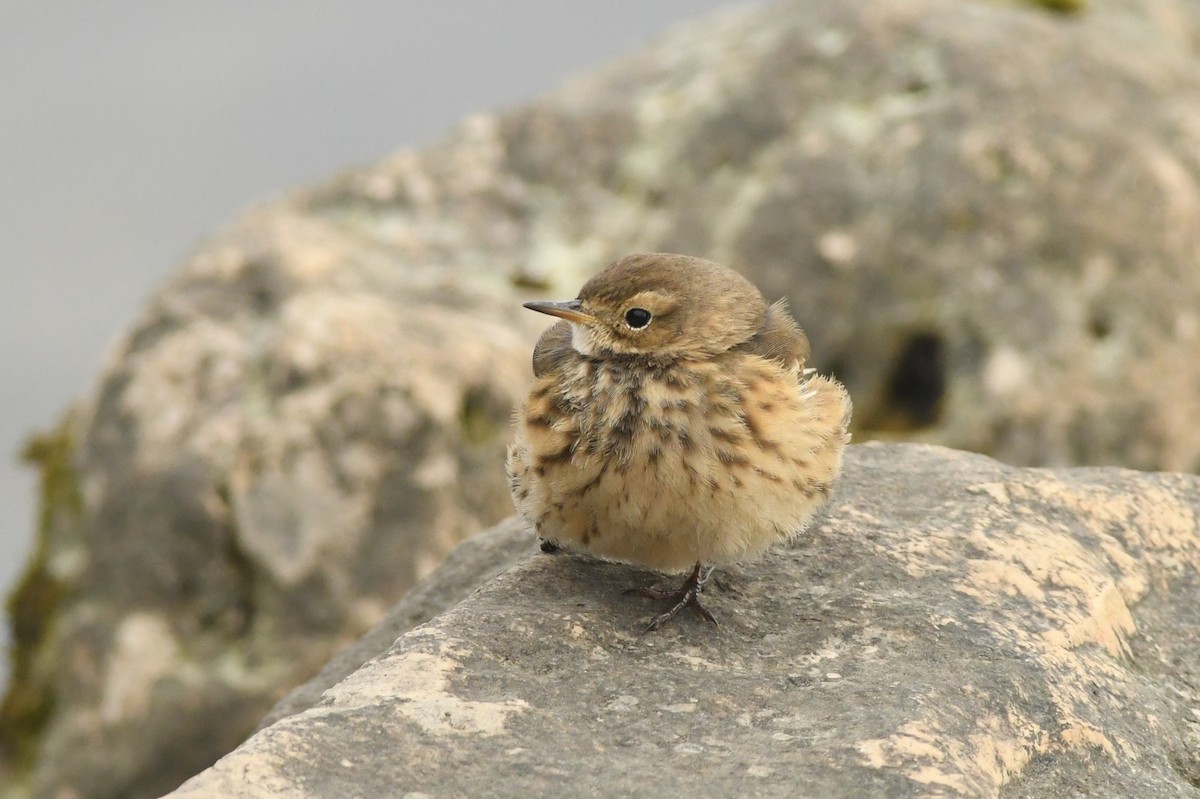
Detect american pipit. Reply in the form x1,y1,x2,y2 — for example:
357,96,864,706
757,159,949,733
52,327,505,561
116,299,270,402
507,253,852,632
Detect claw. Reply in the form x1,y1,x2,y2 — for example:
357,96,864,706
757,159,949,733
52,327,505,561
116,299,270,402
627,562,718,634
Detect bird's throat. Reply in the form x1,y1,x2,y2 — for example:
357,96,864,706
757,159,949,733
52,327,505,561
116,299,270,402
569,323,599,357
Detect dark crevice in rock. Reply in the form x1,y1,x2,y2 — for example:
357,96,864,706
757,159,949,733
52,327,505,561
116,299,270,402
866,330,947,432
213,482,257,640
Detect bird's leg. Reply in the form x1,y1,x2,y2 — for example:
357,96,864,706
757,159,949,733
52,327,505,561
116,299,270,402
626,561,718,633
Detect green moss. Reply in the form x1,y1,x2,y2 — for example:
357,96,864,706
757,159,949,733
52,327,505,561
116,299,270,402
0,415,82,771
459,387,504,447
988,0,1085,14
1022,0,1086,13
509,271,552,291
18,418,83,540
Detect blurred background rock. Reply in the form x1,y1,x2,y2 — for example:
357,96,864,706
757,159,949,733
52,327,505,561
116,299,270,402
0,0,733,690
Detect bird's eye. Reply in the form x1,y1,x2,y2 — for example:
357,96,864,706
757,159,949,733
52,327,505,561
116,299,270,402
624,308,652,329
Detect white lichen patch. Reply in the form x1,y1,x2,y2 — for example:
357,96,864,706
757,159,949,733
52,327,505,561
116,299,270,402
318,636,527,738
100,613,181,724
119,321,251,467
666,652,725,671
982,347,1031,399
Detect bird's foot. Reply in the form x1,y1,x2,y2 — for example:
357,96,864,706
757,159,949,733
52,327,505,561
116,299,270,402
626,562,718,634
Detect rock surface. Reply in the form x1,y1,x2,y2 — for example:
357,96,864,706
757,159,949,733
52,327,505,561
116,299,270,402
257,518,533,730
169,443,1200,798
7,0,1200,796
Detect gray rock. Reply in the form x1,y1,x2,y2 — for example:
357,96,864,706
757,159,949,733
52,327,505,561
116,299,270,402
168,443,1200,798
7,0,1200,796
0,211,541,799
257,518,532,730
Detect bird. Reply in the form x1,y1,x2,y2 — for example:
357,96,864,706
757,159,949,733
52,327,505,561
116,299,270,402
506,253,851,633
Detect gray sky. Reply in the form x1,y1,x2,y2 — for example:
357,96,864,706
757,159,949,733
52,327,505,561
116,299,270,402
0,0,743,688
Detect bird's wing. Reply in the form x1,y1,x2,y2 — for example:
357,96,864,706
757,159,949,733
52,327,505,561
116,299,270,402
734,299,810,371
531,320,578,378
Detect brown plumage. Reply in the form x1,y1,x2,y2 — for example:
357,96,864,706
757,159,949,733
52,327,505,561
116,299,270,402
507,253,851,632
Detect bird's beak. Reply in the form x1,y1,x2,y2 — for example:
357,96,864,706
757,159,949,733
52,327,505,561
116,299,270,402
522,299,595,325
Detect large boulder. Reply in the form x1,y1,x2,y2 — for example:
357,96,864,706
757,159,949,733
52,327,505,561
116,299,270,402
7,0,1200,796
170,443,1200,798
0,213,541,799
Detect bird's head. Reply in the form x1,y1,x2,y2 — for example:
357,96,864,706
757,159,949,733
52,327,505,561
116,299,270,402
523,253,767,360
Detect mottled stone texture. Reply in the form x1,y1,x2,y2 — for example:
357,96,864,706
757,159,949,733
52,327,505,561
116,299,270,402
5,0,1200,797
169,443,1200,798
